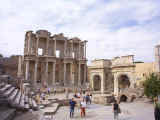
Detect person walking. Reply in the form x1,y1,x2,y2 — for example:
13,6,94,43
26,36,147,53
154,97,160,120
48,87,50,95
113,100,120,120
53,88,56,96
69,98,76,118
89,93,92,104
85,94,90,104
80,99,86,117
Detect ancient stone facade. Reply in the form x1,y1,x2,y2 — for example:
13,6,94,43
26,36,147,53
88,45,160,97
88,59,113,94
22,30,87,88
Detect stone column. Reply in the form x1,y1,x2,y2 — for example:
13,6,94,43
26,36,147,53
91,75,94,90
36,36,39,55
17,56,22,77
114,73,119,96
52,62,56,86
70,63,73,85
64,40,67,57
25,60,29,80
79,42,81,59
101,74,105,94
54,38,56,56
34,61,38,86
27,33,31,54
72,42,74,58
78,63,81,86
83,64,87,85
46,37,49,55
63,63,66,86
45,61,48,86
130,73,135,89
84,42,86,59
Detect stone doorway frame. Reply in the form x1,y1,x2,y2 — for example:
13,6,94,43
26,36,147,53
93,75,101,91
118,74,130,91
113,72,135,96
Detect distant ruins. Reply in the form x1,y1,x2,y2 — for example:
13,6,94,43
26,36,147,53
88,45,160,102
15,29,160,102
18,30,87,88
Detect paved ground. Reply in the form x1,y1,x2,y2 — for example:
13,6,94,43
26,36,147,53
46,102,154,120
40,93,154,120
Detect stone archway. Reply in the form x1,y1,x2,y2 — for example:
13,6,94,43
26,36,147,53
118,74,130,91
93,75,101,91
120,94,128,102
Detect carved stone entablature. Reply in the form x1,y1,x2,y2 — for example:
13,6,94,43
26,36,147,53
112,55,134,67
36,30,51,38
24,56,37,61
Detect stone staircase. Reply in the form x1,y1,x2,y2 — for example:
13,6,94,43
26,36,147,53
0,107,16,120
0,82,38,111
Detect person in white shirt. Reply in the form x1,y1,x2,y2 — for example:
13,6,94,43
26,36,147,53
80,99,86,117
77,93,81,98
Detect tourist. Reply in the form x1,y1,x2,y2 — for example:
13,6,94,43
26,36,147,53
77,92,81,98
83,90,86,95
80,99,86,117
69,98,76,118
86,94,90,104
89,93,92,104
113,100,120,120
53,88,56,96
48,87,50,95
154,97,160,120
74,93,80,98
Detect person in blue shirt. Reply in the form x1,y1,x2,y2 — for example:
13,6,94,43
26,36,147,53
69,98,76,118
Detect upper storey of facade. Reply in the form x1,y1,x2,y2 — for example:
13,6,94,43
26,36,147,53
89,55,135,69
89,59,111,69
24,30,87,60
111,55,134,68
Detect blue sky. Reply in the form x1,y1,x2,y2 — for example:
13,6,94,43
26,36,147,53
0,0,160,63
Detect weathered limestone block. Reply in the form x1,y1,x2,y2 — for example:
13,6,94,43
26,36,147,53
93,94,115,105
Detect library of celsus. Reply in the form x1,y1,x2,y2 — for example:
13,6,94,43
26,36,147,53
22,30,87,88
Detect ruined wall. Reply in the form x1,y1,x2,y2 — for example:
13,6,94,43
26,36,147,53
135,62,156,86
0,56,19,78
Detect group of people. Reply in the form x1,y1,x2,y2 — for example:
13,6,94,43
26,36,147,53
74,92,92,104
69,98,87,118
69,96,121,120
69,91,92,118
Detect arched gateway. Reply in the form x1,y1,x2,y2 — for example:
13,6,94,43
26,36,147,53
118,74,130,91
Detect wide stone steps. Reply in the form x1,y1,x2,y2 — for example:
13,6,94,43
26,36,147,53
0,84,12,92
4,87,15,97
0,107,16,120
0,83,38,111
8,89,18,101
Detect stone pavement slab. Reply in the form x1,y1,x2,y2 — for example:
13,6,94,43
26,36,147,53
51,102,154,120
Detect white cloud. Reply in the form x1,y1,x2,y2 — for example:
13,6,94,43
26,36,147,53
0,0,160,63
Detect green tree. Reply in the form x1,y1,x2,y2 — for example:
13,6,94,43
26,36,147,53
144,73,160,99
